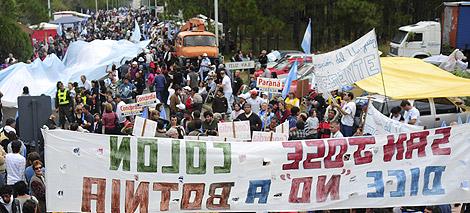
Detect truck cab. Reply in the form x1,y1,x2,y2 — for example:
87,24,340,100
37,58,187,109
389,21,441,58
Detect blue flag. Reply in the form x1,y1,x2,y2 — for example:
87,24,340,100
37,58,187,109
282,61,298,99
441,121,447,127
301,19,311,54
141,107,149,119
57,24,63,37
160,106,167,120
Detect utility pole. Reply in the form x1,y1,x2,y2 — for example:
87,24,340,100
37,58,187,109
107,0,109,10
95,0,98,14
48,0,51,18
214,0,219,46
154,0,157,18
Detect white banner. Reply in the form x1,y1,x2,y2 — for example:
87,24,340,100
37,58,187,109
313,30,381,93
226,61,255,70
364,103,424,135
217,121,251,140
184,136,245,142
132,116,157,137
136,92,158,106
43,125,470,212
252,131,288,142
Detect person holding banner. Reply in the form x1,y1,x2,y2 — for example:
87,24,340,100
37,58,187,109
235,103,262,132
332,92,356,137
400,100,421,126
330,121,344,138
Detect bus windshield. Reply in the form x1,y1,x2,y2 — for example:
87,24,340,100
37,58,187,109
183,35,217,47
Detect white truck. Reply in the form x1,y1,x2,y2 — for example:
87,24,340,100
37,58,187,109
389,2,470,58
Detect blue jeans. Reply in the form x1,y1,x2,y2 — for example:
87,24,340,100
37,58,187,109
341,124,354,137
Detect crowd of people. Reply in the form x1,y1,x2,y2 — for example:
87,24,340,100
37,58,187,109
0,5,463,213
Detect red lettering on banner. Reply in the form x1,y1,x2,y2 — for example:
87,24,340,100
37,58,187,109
303,140,325,169
153,182,178,211
432,127,451,155
81,177,106,213
206,182,234,210
181,183,205,210
125,180,149,213
405,131,429,159
289,177,313,203
383,134,407,162
111,179,121,213
324,139,347,168
349,137,375,165
316,175,340,203
282,142,303,170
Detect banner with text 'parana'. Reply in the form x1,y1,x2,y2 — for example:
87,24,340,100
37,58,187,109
43,125,470,212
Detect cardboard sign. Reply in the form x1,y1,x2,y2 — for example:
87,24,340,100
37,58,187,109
119,103,144,116
43,125,470,212
226,61,255,70
217,121,251,140
275,121,290,133
136,92,158,106
132,116,157,137
251,131,289,142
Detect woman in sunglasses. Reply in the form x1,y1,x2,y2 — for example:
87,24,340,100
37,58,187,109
29,160,45,213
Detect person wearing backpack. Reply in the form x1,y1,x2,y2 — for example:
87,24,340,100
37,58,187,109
102,103,119,135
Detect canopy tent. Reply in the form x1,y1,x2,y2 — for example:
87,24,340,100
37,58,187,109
50,16,84,24
356,57,470,99
30,22,58,30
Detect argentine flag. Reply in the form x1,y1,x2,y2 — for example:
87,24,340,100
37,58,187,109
301,19,311,54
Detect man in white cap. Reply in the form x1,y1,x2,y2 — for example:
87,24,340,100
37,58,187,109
199,53,211,80
246,90,263,114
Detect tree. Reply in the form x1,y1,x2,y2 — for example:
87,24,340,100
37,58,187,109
17,0,49,25
0,0,18,20
0,16,33,62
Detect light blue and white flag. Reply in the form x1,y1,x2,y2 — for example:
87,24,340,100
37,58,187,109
282,61,298,99
301,18,311,54
130,19,141,43
57,24,63,37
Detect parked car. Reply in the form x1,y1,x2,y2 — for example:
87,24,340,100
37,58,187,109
255,54,313,78
357,94,468,129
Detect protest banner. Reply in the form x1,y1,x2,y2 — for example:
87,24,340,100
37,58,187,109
226,61,255,70
184,136,245,142
217,120,251,140
136,92,158,106
132,116,158,137
252,131,289,142
43,125,470,212
119,103,144,116
312,30,381,93
364,103,424,135
256,77,284,92
276,121,290,133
